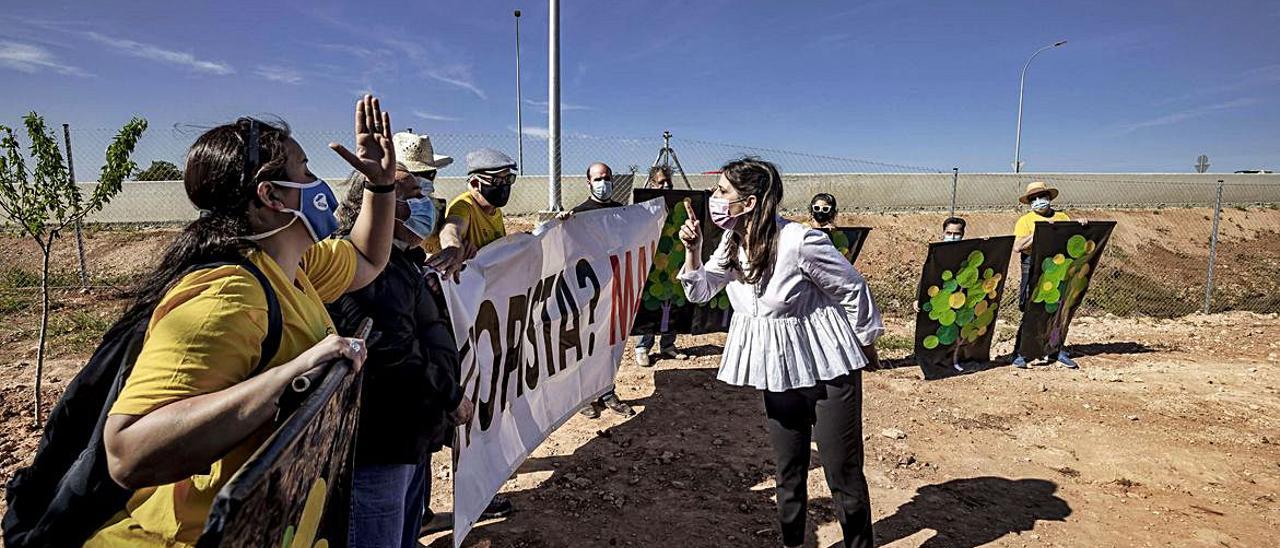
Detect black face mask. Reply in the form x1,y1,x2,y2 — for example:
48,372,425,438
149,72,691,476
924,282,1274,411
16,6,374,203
812,211,835,223
478,182,512,208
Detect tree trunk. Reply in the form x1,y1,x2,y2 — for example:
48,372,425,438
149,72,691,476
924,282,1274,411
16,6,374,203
34,241,52,427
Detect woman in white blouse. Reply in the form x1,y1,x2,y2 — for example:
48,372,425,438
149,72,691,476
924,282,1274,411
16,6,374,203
678,158,883,548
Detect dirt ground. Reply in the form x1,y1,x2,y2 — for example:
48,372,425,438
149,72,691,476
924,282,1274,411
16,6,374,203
415,313,1279,548
1,209,1278,547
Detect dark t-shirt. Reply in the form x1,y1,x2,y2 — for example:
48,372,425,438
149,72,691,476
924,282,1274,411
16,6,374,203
571,198,624,214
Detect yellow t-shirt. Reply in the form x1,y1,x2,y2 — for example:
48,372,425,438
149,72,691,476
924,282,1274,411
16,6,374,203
1014,210,1071,239
446,191,506,250
87,239,357,547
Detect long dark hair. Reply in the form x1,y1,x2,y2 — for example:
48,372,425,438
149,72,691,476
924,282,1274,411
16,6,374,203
719,157,783,285
119,117,293,326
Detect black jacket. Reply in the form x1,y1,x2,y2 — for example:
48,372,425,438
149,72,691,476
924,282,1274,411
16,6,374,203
327,244,462,465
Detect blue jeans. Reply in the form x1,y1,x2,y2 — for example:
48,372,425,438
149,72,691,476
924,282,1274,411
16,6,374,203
349,463,430,548
636,333,676,352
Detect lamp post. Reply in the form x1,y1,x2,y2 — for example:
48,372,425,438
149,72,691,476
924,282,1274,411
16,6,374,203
547,0,561,211
1013,40,1067,173
514,9,524,172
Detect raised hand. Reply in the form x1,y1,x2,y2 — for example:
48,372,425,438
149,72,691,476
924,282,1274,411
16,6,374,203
678,198,701,250
330,95,396,188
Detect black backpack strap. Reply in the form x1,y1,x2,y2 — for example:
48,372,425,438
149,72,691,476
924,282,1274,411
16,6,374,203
238,260,282,376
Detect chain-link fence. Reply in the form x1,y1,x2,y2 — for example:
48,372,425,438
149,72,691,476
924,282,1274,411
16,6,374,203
5,126,1280,321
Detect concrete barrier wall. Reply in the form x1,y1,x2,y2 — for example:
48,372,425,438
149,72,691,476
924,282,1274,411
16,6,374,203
75,173,1280,224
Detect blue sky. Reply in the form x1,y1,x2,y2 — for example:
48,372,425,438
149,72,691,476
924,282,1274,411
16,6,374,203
1,0,1277,174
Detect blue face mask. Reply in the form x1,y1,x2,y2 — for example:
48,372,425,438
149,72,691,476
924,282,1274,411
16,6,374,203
943,234,963,242
246,179,340,242
1031,196,1052,212
403,197,438,238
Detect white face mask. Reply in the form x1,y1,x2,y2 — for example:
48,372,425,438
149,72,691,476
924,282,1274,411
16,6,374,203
943,234,962,242
1031,196,1052,212
590,178,614,200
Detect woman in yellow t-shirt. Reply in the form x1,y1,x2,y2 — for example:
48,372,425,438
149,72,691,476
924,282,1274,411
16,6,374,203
87,96,400,547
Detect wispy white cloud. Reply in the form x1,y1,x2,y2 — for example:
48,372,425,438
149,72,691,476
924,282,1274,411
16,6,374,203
506,125,595,140
1156,64,1280,105
522,98,592,112
427,67,487,100
1119,98,1259,133
254,65,303,84
510,125,549,139
413,110,461,122
0,40,89,77
83,31,233,75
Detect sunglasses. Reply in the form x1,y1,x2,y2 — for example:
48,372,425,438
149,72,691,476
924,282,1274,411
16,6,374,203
475,172,516,186
811,204,833,214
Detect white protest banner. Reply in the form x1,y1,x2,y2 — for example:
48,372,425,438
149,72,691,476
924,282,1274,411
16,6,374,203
443,198,665,546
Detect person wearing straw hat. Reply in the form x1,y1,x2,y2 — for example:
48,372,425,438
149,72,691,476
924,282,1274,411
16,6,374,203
1011,181,1079,369
393,131,453,254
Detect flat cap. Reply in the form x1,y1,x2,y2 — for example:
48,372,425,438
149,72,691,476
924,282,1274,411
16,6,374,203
465,148,517,174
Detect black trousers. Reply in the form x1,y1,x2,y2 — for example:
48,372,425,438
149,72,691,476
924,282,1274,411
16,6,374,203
1013,254,1032,358
763,372,873,548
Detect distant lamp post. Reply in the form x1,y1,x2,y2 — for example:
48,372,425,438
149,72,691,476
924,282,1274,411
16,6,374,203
1012,39,1067,173
514,9,524,172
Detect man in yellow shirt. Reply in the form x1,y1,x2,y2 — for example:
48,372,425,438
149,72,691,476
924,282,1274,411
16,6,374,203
426,148,516,277
1011,181,1078,369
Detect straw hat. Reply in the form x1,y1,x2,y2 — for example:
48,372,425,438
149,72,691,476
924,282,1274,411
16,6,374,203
393,132,453,173
1019,181,1059,205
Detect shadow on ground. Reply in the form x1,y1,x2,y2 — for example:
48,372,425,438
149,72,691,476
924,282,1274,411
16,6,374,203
429,365,1071,548
868,476,1072,548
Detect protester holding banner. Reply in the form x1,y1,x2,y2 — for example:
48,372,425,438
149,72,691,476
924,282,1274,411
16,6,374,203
634,164,690,366
392,130,452,255
808,192,838,230
328,163,474,547
1011,181,1080,369
427,148,517,278
88,96,398,546
567,162,639,419
677,158,882,548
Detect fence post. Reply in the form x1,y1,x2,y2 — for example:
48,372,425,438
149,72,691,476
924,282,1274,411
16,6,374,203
63,123,89,289
1202,179,1224,314
950,167,958,217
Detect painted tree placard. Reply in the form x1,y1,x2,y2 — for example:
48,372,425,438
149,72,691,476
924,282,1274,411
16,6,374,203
630,189,732,335
196,362,361,548
914,236,1015,378
1018,221,1115,359
819,227,872,265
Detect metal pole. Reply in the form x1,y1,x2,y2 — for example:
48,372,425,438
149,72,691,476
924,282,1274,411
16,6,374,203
1013,40,1067,173
547,0,562,212
950,167,958,217
1203,180,1224,313
63,123,88,289
514,10,524,172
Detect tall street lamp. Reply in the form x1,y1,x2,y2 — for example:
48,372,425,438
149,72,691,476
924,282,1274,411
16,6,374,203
514,9,524,172
1013,40,1067,173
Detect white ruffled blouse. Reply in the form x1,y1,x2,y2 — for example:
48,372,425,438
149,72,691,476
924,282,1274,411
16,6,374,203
678,218,884,392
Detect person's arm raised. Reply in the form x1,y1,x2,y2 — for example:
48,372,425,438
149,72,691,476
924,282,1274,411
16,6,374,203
678,199,703,273
331,95,398,291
